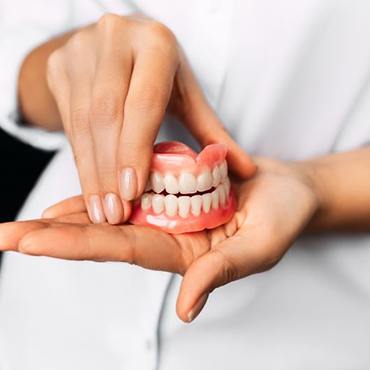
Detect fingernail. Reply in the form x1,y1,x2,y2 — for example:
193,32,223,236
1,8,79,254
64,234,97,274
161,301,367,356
120,167,138,201
187,293,208,323
89,195,106,224
103,193,123,225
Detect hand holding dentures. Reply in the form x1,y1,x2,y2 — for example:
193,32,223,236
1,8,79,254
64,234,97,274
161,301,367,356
0,155,318,322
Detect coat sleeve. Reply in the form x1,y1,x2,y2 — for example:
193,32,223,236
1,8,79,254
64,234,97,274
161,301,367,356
0,0,76,150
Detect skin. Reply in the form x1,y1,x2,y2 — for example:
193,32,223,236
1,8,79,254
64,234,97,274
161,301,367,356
1,148,370,322
18,13,256,224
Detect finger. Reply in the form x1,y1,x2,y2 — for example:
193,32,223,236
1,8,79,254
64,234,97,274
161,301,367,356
89,39,132,224
176,231,265,323
42,195,86,218
46,49,70,127
118,46,177,201
69,76,107,224
18,224,185,272
175,57,257,179
54,212,91,224
42,195,132,224
0,220,49,251
0,212,92,252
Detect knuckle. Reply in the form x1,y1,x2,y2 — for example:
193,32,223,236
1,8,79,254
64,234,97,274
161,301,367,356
66,31,88,53
146,21,174,42
47,49,63,72
118,227,136,264
97,13,125,33
143,21,178,55
46,50,64,87
90,93,122,126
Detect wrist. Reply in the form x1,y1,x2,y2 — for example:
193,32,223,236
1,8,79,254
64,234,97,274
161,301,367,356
290,159,331,232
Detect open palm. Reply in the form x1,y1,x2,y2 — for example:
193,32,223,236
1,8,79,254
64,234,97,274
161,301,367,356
0,158,318,322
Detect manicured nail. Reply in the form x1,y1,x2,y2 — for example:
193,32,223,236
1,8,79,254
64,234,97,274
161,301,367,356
120,167,137,201
187,293,208,323
89,195,106,224
103,193,123,225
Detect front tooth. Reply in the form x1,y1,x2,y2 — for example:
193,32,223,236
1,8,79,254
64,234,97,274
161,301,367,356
211,188,219,209
212,166,221,187
178,196,191,218
197,170,213,192
218,185,226,206
152,194,164,214
141,193,152,210
145,181,152,192
224,177,230,195
151,172,164,193
164,174,179,194
179,173,197,194
165,194,178,217
191,195,202,217
220,161,228,180
202,193,212,213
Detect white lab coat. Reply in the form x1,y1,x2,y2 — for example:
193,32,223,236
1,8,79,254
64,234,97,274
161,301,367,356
1,1,370,369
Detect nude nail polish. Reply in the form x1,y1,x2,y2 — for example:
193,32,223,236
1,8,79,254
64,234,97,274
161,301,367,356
104,193,123,225
89,195,106,224
120,167,138,201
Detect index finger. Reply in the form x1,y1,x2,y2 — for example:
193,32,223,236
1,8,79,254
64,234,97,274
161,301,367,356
1,220,185,273
118,46,178,201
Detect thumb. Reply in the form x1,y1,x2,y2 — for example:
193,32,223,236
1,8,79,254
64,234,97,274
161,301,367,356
176,248,237,323
175,59,257,179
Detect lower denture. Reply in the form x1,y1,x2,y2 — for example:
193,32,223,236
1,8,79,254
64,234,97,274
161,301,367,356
129,141,236,234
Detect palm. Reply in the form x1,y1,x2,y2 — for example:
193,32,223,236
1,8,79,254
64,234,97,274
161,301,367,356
0,158,317,321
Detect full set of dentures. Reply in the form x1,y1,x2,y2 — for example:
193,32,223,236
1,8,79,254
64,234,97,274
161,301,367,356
129,141,235,234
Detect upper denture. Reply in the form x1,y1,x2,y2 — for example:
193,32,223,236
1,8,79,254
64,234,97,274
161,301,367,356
149,141,228,195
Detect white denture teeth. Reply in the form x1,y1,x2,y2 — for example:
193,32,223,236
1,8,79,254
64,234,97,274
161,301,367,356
197,170,213,192
178,196,191,218
151,172,164,193
219,185,226,206
212,166,221,187
202,193,212,213
179,173,197,194
224,177,230,196
191,195,202,217
141,193,152,211
164,173,179,194
152,194,164,214
165,194,178,217
140,182,230,216
220,161,228,180
211,188,219,210
145,181,152,192
142,163,231,218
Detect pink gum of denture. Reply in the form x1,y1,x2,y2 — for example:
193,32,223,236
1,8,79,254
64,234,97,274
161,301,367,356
129,141,236,234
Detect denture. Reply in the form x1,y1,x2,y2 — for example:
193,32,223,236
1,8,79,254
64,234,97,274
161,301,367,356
129,141,235,234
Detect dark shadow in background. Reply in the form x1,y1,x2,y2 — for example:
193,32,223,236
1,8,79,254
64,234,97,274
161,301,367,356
0,127,55,265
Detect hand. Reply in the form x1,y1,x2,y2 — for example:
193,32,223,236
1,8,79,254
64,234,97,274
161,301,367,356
0,158,318,322
45,13,255,225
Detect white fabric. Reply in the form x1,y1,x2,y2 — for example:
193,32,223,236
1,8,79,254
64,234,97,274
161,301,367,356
1,1,370,369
